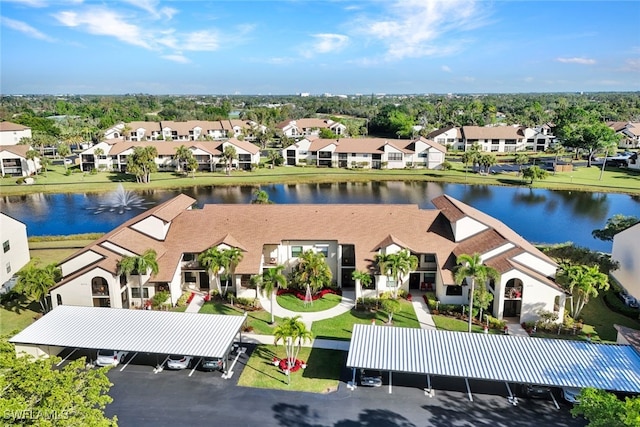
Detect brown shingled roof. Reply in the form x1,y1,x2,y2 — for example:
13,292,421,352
0,145,31,157
0,121,30,132
461,126,524,140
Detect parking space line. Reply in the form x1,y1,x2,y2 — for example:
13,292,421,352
189,357,203,377
119,352,138,371
549,390,560,410
56,348,78,366
154,355,170,373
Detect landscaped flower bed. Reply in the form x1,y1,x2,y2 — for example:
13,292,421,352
273,357,306,373
276,288,341,301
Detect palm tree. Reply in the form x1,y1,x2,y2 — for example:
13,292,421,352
375,249,418,299
174,145,192,173
198,246,226,294
57,143,71,170
522,165,548,185
25,149,39,175
259,265,287,324
251,189,273,204
352,270,372,305
221,145,237,176
222,247,244,296
93,147,104,171
454,253,500,333
295,250,332,300
273,315,313,384
117,249,159,308
514,152,529,176
557,264,609,318
16,263,60,313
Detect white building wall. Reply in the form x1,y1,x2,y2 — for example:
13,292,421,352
0,127,32,145
281,240,339,281
0,213,30,284
51,268,118,308
611,223,640,300
452,217,489,242
130,216,169,240
512,252,557,277
59,250,103,277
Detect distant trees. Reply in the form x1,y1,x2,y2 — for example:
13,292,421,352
592,214,640,241
522,165,548,185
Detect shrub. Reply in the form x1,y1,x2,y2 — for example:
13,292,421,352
441,161,452,170
486,315,507,330
15,177,25,185
176,291,190,307
65,169,72,176
150,291,170,309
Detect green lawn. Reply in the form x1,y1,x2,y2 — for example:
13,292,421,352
276,293,342,312
312,299,419,340
0,296,41,336
197,301,280,335
432,315,492,334
578,292,640,342
237,345,345,393
2,161,638,197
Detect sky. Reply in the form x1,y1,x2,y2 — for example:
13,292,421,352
1,0,639,95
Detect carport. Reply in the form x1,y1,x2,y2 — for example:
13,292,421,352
9,305,247,377
346,324,640,404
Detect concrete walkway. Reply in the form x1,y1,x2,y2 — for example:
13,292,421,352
185,292,205,313
411,295,436,330
506,321,530,337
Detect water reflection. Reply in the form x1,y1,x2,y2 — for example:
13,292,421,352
1,182,638,252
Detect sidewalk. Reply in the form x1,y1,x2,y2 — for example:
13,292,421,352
185,292,205,313
411,295,436,330
506,321,530,337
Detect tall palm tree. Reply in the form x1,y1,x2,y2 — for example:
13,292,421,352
198,246,225,294
273,315,313,384
259,265,287,324
174,145,192,173
117,249,159,308
375,249,418,299
222,247,244,296
221,145,237,176
454,253,500,333
514,152,529,176
25,149,39,175
352,270,372,305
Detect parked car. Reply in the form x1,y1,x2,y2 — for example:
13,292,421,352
521,384,552,399
96,349,128,367
201,357,224,372
562,387,582,404
360,369,382,387
166,355,192,370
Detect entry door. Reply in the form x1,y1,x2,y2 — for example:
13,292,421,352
199,272,210,290
503,300,521,317
409,273,421,290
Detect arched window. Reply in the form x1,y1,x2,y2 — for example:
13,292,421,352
91,277,109,296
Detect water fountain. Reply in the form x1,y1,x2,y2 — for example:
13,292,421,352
87,184,154,214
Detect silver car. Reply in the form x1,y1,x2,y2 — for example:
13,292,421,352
96,349,128,367
166,355,193,370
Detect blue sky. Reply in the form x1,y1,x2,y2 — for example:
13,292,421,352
1,0,639,95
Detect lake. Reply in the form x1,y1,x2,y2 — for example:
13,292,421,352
1,182,639,253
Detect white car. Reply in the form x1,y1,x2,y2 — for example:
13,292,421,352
166,355,193,370
562,387,582,404
96,349,128,367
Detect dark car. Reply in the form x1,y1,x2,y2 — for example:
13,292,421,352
201,357,224,372
521,384,552,399
360,369,382,387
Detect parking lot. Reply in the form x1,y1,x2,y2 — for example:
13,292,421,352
53,344,587,427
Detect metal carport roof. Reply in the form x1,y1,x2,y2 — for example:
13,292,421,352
347,324,640,393
10,305,247,358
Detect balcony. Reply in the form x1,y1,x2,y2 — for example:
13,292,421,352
505,286,522,299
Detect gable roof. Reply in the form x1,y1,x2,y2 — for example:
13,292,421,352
0,122,30,132
461,125,524,140
0,145,31,157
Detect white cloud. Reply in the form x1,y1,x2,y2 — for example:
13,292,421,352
441,65,451,72
300,33,349,58
1,16,55,41
620,58,640,72
121,0,177,20
556,57,596,65
162,54,190,64
354,0,489,60
2,0,50,7
182,30,220,51
54,7,152,49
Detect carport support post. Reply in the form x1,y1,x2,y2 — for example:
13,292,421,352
464,378,473,402
388,371,392,394
350,368,357,389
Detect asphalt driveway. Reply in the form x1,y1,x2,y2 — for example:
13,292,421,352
101,344,586,427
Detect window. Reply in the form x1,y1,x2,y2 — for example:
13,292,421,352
57,294,63,306
446,285,463,296
388,153,402,161
291,246,303,257
3,240,9,253
423,254,436,263
315,245,329,257
5,263,11,274
131,287,149,299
